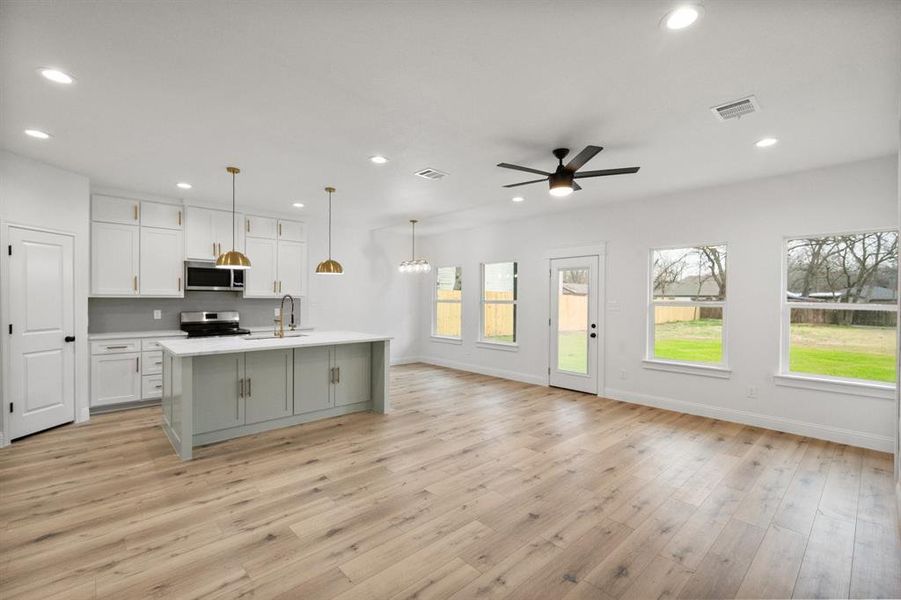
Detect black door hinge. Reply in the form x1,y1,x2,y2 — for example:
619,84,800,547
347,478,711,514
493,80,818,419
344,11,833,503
7,245,11,256
8,402,12,413
7,324,11,334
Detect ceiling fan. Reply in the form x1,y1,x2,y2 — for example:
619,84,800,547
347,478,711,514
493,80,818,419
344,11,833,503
497,146,640,197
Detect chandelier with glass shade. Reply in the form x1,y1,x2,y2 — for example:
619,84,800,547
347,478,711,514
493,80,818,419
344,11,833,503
399,219,431,274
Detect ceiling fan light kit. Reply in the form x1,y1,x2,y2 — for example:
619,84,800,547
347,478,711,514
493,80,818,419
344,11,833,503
315,186,344,275
399,219,431,274
498,145,640,196
216,166,252,269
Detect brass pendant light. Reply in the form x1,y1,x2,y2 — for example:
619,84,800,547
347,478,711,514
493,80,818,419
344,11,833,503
315,186,344,275
216,166,252,269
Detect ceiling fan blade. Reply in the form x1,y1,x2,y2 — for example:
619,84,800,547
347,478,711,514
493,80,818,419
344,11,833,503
502,178,547,188
497,163,551,177
572,181,582,191
565,145,603,172
573,166,640,178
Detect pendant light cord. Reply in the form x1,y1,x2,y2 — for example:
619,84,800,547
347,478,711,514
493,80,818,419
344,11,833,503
328,189,332,259
231,171,236,251
411,221,415,260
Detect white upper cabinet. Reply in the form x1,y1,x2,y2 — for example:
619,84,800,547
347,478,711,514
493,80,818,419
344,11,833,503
277,241,306,296
186,206,242,260
278,220,305,242
140,227,184,297
92,195,140,225
140,202,183,230
91,222,140,296
244,236,278,297
245,215,277,239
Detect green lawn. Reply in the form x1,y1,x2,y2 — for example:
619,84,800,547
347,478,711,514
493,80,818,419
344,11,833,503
558,331,588,373
650,319,896,383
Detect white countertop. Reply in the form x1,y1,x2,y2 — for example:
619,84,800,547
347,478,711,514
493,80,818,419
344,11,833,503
88,330,188,340
159,330,391,357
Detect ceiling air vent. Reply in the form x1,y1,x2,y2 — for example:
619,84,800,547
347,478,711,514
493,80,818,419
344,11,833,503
710,95,760,121
414,168,448,180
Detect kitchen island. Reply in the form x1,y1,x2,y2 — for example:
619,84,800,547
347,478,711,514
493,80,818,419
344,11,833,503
159,331,391,459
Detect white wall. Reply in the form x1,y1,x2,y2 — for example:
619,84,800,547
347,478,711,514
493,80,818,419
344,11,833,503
0,151,92,437
418,155,899,451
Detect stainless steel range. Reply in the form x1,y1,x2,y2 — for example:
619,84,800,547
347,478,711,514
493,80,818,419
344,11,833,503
180,311,250,338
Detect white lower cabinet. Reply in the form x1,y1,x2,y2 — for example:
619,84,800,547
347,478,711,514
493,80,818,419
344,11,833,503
91,352,141,407
91,336,185,409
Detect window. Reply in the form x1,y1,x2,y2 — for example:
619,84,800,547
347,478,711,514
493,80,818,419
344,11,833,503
481,261,517,345
433,266,462,339
649,245,727,366
784,231,897,384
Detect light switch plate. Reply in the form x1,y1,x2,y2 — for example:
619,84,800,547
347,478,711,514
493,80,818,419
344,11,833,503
153,310,162,320
274,307,280,317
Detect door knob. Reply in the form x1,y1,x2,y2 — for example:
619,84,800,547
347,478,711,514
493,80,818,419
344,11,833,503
64,336,76,342
590,332,597,338
590,323,597,329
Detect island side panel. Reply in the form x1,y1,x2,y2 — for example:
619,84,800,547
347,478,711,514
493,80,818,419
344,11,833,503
372,340,390,413
162,353,193,460
178,356,194,460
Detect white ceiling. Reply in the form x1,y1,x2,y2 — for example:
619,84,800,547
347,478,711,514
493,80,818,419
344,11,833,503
1,1,899,233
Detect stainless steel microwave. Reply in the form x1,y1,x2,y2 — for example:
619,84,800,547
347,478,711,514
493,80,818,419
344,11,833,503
184,261,245,291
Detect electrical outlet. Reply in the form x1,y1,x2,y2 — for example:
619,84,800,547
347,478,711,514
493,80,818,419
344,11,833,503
153,310,162,320
747,385,758,399
274,307,281,317
619,369,627,380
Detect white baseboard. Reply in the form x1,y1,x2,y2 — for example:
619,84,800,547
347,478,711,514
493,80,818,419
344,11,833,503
390,356,422,366
605,387,893,452
417,356,547,386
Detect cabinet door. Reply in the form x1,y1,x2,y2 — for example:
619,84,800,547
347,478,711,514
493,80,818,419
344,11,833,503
244,236,278,297
140,227,184,297
141,202,183,230
185,206,215,260
91,222,139,295
294,346,333,414
245,349,293,424
212,209,243,257
277,240,306,296
334,343,372,407
193,353,245,434
245,215,277,239
92,195,140,225
278,220,305,242
91,352,141,407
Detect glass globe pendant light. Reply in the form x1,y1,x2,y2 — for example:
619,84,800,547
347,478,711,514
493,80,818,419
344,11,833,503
399,219,431,274
315,186,344,274
216,166,251,269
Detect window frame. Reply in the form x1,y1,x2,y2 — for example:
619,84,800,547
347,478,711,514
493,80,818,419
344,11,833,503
431,265,463,342
779,229,898,389
479,261,518,348
646,243,730,372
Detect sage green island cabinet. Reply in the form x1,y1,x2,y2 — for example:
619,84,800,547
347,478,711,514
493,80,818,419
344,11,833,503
160,332,390,459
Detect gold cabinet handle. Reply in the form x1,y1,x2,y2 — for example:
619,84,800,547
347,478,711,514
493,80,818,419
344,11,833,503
278,222,282,237
177,210,182,226
279,280,282,293
273,280,277,293
133,275,138,292
336,366,340,383
134,204,139,221
213,242,216,257
247,377,251,397
136,357,140,372
246,219,250,233
217,243,221,256
178,276,182,292
239,378,244,398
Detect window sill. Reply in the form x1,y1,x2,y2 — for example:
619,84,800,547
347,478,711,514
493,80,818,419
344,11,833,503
642,359,732,379
430,336,463,345
476,341,519,352
773,373,895,400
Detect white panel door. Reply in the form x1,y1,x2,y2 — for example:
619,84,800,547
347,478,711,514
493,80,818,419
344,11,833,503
92,195,140,225
277,240,306,296
140,202,183,230
91,221,139,295
185,206,215,260
140,227,184,296
549,256,600,394
244,236,278,297
7,227,75,439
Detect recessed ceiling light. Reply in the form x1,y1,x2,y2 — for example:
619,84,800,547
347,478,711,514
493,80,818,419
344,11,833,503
24,129,51,140
39,68,74,84
755,137,779,148
292,202,305,208
512,196,525,203
370,155,389,164
663,5,702,30
176,182,192,190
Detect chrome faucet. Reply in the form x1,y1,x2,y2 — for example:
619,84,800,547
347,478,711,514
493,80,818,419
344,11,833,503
274,294,297,338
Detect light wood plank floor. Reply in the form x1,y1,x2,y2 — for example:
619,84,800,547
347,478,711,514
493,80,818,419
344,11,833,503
1,363,899,599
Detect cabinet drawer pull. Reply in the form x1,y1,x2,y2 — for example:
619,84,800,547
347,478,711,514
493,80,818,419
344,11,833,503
154,384,162,389
336,366,340,383
239,378,244,398
154,361,162,366
247,377,251,397
106,345,128,350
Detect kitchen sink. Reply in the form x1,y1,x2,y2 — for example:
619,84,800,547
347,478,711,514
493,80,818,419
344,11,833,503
242,332,308,340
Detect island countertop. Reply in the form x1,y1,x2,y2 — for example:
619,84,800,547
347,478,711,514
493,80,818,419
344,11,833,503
159,330,392,358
